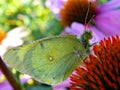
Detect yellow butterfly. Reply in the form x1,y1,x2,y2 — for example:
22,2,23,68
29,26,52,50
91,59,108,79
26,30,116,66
3,31,92,85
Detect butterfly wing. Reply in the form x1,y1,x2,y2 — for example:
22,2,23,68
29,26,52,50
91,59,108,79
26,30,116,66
3,35,88,85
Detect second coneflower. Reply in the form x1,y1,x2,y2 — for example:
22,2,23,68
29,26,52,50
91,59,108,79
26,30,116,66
69,35,120,90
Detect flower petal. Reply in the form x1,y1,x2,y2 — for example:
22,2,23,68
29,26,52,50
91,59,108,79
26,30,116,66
52,78,70,90
0,81,13,90
63,22,105,43
45,0,67,14
97,0,120,12
64,22,85,35
88,26,106,43
94,10,120,36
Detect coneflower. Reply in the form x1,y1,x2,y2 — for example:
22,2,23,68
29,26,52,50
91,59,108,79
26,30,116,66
69,35,120,90
60,0,96,26
60,0,120,36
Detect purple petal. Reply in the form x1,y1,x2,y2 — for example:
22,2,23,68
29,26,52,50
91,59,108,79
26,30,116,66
94,10,120,36
52,78,70,90
88,25,106,43
70,22,85,34
0,72,30,90
62,22,105,43
20,75,31,84
0,71,13,90
0,77,29,90
0,81,13,90
45,0,67,14
97,0,120,12
63,22,85,35
52,66,87,90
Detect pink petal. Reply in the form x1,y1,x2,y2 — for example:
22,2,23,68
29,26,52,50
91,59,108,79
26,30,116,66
52,78,70,90
52,66,87,90
88,25,106,43
97,0,120,12
0,81,13,90
64,22,85,35
45,0,67,14
94,10,120,36
63,22,106,43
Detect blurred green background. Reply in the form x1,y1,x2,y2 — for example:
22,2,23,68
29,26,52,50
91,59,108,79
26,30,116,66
0,0,63,41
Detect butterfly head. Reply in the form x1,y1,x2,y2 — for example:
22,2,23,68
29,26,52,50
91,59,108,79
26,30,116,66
77,0,95,52
77,30,92,53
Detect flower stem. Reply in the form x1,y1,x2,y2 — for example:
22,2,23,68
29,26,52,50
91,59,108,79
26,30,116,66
0,56,22,90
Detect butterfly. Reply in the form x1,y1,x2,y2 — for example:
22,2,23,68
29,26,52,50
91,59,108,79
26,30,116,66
3,30,92,85
3,1,93,85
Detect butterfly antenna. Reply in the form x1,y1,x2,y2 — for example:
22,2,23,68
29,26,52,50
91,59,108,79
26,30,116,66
87,14,95,25
84,1,91,31
80,1,93,51
77,0,94,51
